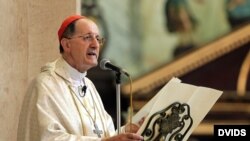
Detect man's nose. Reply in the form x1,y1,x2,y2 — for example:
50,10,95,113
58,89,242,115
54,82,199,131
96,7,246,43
91,37,100,47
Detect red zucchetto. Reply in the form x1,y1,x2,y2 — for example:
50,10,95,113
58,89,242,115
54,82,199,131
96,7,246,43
57,15,85,41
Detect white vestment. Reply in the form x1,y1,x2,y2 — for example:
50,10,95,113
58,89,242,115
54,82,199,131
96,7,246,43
17,57,117,141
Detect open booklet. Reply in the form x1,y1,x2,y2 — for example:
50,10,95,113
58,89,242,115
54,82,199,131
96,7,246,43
132,77,223,141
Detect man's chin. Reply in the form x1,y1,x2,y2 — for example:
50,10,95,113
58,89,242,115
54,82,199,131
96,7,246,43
88,62,98,69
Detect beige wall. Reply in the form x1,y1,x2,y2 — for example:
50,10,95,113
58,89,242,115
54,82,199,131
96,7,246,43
0,0,80,140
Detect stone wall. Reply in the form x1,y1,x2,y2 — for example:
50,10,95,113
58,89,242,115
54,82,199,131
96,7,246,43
0,0,80,140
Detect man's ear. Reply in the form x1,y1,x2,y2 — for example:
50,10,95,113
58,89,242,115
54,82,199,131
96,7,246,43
60,38,70,52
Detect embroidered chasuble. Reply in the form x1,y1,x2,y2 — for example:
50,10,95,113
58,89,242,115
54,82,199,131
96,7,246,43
17,57,116,141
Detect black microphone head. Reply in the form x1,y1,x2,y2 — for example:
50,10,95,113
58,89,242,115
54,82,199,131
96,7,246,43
82,85,87,94
99,58,130,76
100,58,111,70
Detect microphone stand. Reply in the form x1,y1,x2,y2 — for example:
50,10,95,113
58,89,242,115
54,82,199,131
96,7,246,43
115,72,121,134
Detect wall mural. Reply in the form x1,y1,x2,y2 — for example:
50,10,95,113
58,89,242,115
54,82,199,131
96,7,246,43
82,0,250,80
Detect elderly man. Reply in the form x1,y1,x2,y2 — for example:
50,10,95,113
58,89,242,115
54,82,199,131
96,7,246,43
17,15,143,141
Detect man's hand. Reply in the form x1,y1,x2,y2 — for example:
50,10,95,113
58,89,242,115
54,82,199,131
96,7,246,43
125,116,146,133
101,133,144,141
125,123,140,133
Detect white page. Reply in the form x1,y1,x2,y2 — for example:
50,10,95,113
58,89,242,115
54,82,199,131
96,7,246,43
132,77,181,124
133,77,223,141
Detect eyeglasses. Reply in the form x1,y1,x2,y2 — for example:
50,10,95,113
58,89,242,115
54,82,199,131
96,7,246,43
65,33,105,46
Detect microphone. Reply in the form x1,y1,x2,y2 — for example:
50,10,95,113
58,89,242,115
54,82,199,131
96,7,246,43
100,59,129,76
78,85,87,97
82,85,87,94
